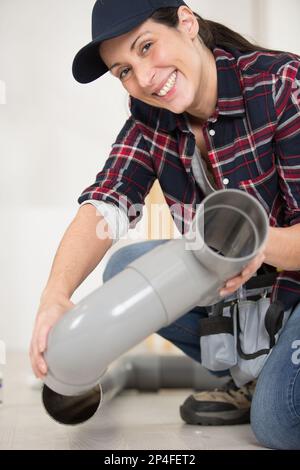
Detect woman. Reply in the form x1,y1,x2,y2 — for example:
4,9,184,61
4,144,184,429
30,0,300,449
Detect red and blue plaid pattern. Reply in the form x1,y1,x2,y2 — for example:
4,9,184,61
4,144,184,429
78,47,300,309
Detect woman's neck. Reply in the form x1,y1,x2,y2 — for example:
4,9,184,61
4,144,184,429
187,47,218,123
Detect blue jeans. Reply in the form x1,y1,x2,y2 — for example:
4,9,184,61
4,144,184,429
103,240,300,449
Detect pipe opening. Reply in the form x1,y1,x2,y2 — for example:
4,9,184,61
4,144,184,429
42,384,101,425
204,206,259,258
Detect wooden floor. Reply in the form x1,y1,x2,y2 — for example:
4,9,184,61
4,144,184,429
0,352,265,450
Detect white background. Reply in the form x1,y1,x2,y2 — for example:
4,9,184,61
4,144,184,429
0,0,300,351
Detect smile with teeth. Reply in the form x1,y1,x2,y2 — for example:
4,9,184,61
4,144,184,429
156,71,177,97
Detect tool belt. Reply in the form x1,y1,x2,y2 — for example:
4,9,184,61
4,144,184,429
198,266,293,386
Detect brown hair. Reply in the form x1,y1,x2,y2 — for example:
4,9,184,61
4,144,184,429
151,7,283,54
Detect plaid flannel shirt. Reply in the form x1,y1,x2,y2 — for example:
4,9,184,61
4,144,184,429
78,47,300,309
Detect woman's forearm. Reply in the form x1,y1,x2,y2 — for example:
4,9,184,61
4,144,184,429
264,225,300,271
41,204,113,302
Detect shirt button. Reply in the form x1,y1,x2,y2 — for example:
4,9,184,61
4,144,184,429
209,129,216,137
223,178,230,186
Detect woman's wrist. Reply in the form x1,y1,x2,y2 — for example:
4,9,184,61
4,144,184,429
263,226,276,265
263,225,300,271
40,285,72,305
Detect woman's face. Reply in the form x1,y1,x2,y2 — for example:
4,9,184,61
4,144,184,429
99,7,207,115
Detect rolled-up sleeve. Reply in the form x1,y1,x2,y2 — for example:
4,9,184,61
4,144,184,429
80,200,130,245
274,61,300,226
78,116,156,228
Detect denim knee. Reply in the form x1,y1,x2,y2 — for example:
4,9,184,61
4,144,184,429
250,392,277,449
102,247,130,282
103,240,169,283
250,304,300,450
250,396,289,450
251,368,300,450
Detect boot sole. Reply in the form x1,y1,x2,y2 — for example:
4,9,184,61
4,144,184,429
180,405,250,426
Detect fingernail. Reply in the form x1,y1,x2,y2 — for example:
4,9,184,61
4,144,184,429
220,290,226,297
226,281,235,287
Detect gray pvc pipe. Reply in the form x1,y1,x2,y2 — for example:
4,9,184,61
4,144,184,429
42,189,268,423
42,354,229,425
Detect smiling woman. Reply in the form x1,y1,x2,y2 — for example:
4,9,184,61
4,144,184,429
30,0,300,450
98,13,216,117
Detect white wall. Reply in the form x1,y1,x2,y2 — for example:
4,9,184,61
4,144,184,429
0,0,299,351
0,0,129,351
190,0,256,39
255,0,300,54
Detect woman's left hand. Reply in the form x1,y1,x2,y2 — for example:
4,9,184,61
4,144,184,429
219,252,266,297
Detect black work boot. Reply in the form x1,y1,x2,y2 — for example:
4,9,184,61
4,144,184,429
180,379,256,426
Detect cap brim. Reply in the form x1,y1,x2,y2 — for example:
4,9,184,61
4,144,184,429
72,12,153,84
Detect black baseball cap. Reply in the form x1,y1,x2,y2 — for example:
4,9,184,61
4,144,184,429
72,0,187,84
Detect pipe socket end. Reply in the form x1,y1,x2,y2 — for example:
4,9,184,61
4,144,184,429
42,384,102,425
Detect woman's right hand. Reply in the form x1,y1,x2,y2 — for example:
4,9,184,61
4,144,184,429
29,296,74,379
